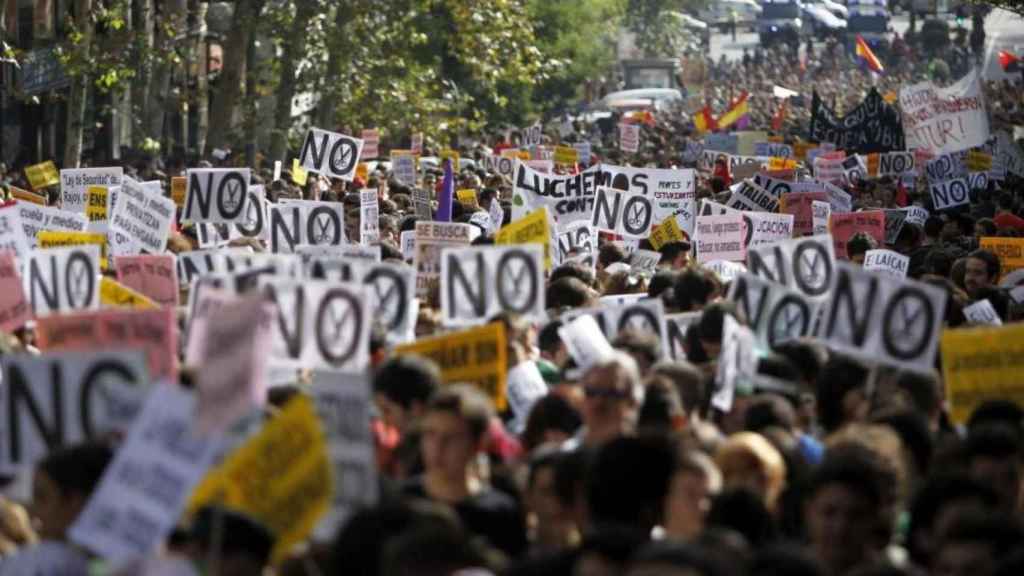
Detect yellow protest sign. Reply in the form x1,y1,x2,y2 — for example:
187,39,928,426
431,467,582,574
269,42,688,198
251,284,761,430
866,153,880,177
554,145,578,165
980,237,1024,281
25,161,59,190
768,157,797,171
439,149,460,167
649,215,686,250
942,323,1024,424
883,91,898,104
291,158,308,186
456,188,478,206
495,207,551,269
394,322,509,411
188,395,332,565
967,150,993,172
100,277,157,309
794,141,816,161
171,176,187,207
86,186,108,222
767,135,784,143
38,231,109,270
502,149,530,161
355,162,369,182
9,186,47,205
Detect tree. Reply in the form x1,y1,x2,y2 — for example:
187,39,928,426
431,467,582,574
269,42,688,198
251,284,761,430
206,0,260,154
142,0,188,142
64,0,95,168
268,0,323,164
625,0,707,58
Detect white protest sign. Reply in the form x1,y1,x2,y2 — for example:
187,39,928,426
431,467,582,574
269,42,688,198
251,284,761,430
489,200,505,234
702,259,747,283
812,200,831,235
714,314,757,412
511,162,602,225
414,221,473,295
994,132,1024,177
392,154,417,186
746,234,837,299
60,167,123,213
557,314,615,370
360,189,379,245
0,350,149,472
628,249,661,276
819,262,947,372
727,272,821,349
299,127,364,181
663,312,700,361
964,299,1002,326
555,221,596,261
561,298,668,357
259,277,370,372
929,178,970,211
884,209,908,245
814,157,844,183
523,123,543,147
695,213,745,263
270,199,347,253
905,206,929,226
110,179,175,253
900,70,989,154
876,152,916,176
483,154,516,179
440,244,545,327
176,250,221,288
413,187,432,220
506,361,548,434
24,245,101,316
196,186,270,248
68,385,222,562
598,164,697,235
619,123,640,153
574,142,592,165
925,152,968,182
726,180,779,213
310,374,379,541
0,207,31,265
864,249,909,279
307,259,417,344
400,230,415,261
182,168,251,224
744,212,794,248
17,202,89,248
591,186,654,239
755,142,793,158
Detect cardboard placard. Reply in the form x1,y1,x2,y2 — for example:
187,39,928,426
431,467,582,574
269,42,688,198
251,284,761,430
0,350,149,472
900,70,989,155
299,127,364,181
979,237,1024,282
727,272,820,349
17,201,89,248
360,128,379,159
963,299,1002,326
9,186,47,205
929,178,971,211
942,323,1024,424
746,234,837,299
359,189,379,245
182,168,251,224
414,221,472,295
695,213,745,263
25,160,60,190
111,179,176,253
270,199,347,253
863,249,909,279
820,262,947,372
24,244,101,316
440,244,545,327
495,207,551,268
830,210,886,260
187,395,332,565
649,215,686,249
592,186,654,239
0,253,30,332
115,254,179,307
393,322,509,410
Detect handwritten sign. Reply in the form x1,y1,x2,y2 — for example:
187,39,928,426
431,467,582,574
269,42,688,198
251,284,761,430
942,323,1024,424
0,253,30,332
830,210,886,260
25,160,60,190
100,277,158,310
115,254,179,307
60,167,123,213
695,213,745,263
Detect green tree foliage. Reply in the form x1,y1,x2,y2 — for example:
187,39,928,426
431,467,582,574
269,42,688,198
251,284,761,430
625,0,708,58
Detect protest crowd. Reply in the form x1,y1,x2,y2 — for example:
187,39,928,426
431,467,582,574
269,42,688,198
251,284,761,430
2,16,1024,576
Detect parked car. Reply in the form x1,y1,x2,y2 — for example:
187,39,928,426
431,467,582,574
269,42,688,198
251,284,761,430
757,0,803,46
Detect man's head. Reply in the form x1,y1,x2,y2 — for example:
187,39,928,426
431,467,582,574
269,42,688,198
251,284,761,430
33,441,113,540
373,355,442,431
581,351,644,445
659,241,692,270
420,385,494,482
846,232,878,265
964,249,1000,297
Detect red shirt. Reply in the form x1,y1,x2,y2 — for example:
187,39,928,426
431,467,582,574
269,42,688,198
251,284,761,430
994,212,1024,233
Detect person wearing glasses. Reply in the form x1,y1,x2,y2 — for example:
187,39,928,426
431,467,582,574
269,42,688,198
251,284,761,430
564,351,645,450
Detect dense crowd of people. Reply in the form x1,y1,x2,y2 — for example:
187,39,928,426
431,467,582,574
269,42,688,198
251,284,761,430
0,17,1022,576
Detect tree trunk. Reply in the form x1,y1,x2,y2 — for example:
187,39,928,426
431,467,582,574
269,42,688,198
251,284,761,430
192,0,209,158
269,0,317,163
206,0,257,154
316,5,353,129
63,0,93,168
133,0,154,136
144,0,187,145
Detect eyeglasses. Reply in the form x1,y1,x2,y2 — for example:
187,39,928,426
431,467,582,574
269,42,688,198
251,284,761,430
583,386,632,400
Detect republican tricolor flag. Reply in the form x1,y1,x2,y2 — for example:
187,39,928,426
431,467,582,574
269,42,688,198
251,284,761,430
999,50,1020,71
855,35,884,74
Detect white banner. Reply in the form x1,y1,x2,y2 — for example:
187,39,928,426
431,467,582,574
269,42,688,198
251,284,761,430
440,245,545,327
299,127,364,181
182,168,251,224
270,199,347,253
592,186,654,239
60,167,123,214
900,69,990,154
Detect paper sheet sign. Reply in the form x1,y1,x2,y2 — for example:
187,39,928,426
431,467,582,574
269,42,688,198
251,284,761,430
69,385,222,563
554,145,578,165
942,322,1024,424
25,161,60,190
171,176,187,207
394,322,509,410
60,167,123,213
619,123,640,153
37,230,108,270
182,168,252,224
24,244,101,317
292,158,308,186
695,213,745,263
0,253,30,332
863,249,909,278
830,210,886,260
188,395,332,565
85,186,108,223
558,315,614,371
649,215,686,250
963,299,1002,326
456,189,478,206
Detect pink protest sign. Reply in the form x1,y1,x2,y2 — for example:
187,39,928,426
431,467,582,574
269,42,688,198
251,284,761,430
35,307,179,381
780,191,829,237
115,254,179,308
830,210,886,260
189,294,275,434
0,252,30,333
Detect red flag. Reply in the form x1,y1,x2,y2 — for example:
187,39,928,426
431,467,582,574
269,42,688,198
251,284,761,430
771,99,788,132
999,50,1020,71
